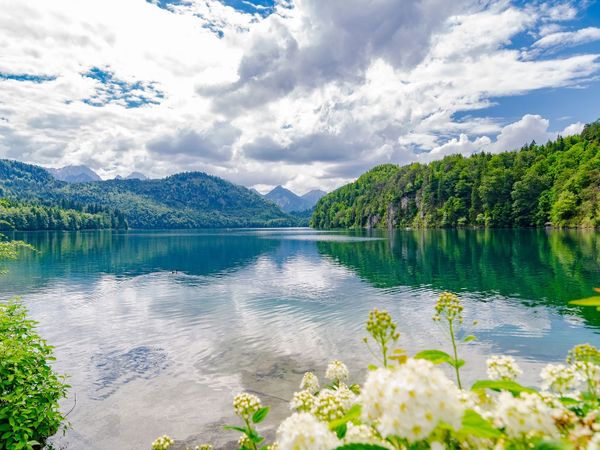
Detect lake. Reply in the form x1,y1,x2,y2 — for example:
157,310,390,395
2,228,600,449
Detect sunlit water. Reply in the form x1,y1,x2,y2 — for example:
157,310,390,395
1,228,599,449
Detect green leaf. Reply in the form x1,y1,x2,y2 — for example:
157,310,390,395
449,359,465,369
334,445,392,450
558,396,579,407
223,425,248,434
463,335,477,343
459,409,502,439
533,440,572,450
334,422,347,439
367,364,378,371
569,296,600,307
252,407,270,424
471,380,536,395
413,349,453,364
329,404,362,431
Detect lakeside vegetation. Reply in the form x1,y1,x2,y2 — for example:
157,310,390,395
312,121,600,230
0,198,127,231
152,295,600,450
0,235,69,449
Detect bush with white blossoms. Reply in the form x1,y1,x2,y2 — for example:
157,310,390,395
152,292,600,450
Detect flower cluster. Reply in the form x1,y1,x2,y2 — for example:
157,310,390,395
362,359,464,442
495,391,560,439
487,355,523,381
233,393,261,420
325,360,349,383
366,308,400,343
433,291,463,323
152,435,174,450
290,390,316,413
541,363,582,394
276,413,339,450
300,371,319,393
344,423,390,448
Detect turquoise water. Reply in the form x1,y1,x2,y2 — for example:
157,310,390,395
1,228,599,449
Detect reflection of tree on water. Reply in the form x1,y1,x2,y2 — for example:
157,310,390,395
1,230,279,293
316,229,600,327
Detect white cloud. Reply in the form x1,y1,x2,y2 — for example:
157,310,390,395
533,26,600,50
0,0,598,193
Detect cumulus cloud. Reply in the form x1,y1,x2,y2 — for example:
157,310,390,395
0,0,598,193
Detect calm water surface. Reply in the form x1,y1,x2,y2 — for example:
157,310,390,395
2,228,600,449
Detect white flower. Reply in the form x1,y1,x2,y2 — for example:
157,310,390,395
334,383,357,410
151,435,174,450
540,364,583,394
300,372,320,394
361,359,464,442
276,412,340,450
325,360,349,382
573,362,600,395
486,355,523,381
344,423,392,449
430,442,445,450
312,389,346,422
233,393,261,420
290,390,315,413
495,392,559,439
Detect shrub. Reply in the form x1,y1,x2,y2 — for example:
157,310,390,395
0,301,69,449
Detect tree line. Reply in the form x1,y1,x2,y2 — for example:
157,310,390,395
0,198,128,231
312,121,600,229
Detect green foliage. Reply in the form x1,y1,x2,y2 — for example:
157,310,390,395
312,124,600,229
0,198,127,231
0,301,69,449
0,160,301,229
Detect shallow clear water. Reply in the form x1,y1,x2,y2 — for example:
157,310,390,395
1,228,599,449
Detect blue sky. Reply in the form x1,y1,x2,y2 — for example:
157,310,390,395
1,0,600,192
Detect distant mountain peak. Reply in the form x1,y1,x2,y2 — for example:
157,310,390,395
301,189,327,204
47,165,102,183
125,171,148,180
263,185,325,213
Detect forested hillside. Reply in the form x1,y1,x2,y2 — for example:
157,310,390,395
0,160,296,228
312,121,600,229
0,199,127,231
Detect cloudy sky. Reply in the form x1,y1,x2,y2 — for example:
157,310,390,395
0,0,599,194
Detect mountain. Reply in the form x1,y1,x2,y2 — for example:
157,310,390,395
301,189,327,205
47,165,102,183
0,160,297,228
125,171,148,180
263,185,312,213
312,121,600,229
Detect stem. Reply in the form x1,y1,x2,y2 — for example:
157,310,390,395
243,418,258,450
449,319,462,389
381,336,388,368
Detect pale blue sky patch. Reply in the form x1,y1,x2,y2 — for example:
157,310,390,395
0,73,56,83
81,67,165,109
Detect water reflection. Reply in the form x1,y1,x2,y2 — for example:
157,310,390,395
317,229,600,327
0,229,598,449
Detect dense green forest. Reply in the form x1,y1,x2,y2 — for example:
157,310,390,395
0,198,127,231
312,121,600,229
0,160,298,228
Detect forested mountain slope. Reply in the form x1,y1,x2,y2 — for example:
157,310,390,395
312,121,600,229
0,160,294,228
